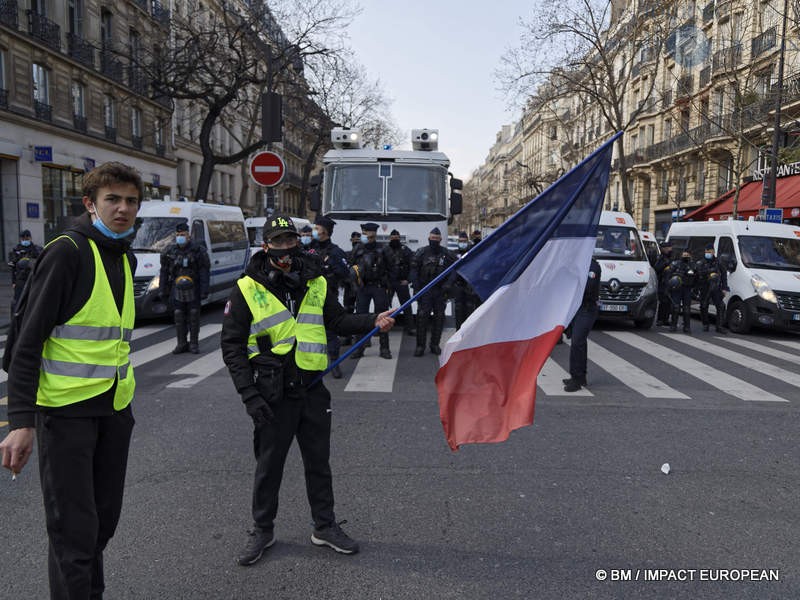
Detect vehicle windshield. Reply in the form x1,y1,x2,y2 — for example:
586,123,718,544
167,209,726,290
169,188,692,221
324,164,447,216
738,235,800,271
131,217,185,252
593,225,646,261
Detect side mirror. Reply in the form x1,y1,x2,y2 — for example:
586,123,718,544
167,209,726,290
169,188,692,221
450,177,463,191
308,174,322,212
449,192,462,216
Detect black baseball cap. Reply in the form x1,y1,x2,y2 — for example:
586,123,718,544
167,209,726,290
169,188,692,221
175,222,189,232
262,214,299,241
361,222,379,232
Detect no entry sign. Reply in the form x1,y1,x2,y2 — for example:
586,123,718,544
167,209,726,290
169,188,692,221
249,151,285,187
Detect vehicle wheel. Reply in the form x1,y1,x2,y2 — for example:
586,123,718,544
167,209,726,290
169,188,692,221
726,300,751,334
634,313,655,329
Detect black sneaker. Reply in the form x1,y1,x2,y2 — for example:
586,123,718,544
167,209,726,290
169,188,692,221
311,521,359,555
563,380,582,392
237,528,275,566
429,344,442,355
379,348,392,359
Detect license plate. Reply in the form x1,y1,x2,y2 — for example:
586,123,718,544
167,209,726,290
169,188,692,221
792,313,800,321
599,303,628,312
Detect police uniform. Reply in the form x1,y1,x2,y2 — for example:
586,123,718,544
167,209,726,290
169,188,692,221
450,232,482,330
653,242,674,326
564,258,602,391
221,214,379,563
668,252,696,332
350,222,392,359
307,216,350,377
7,229,43,310
695,245,729,333
5,212,137,597
410,227,457,355
159,222,211,353
383,229,416,335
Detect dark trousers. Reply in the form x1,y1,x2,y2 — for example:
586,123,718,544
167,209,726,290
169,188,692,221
700,286,726,327
356,284,389,351
453,287,480,330
569,305,598,382
251,382,335,530
656,288,672,324
416,287,447,346
387,279,413,324
669,287,693,330
36,408,135,600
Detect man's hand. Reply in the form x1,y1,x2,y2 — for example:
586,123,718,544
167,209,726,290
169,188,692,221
0,427,35,476
375,311,396,333
244,395,274,426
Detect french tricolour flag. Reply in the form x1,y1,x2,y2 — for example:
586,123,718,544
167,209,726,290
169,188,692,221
435,133,620,451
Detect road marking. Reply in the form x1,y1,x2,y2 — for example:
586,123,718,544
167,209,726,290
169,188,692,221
587,338,689,398
663,333,800,390
718,336,800,366
130,323,222,368
539,352,593,396
0,334,6,343
0,396,6,406
606,331,788,402
0,421,7,428
769,338,800,352
167,349,224,388
0,371,6,385
132,324,170,341
345,331,402,393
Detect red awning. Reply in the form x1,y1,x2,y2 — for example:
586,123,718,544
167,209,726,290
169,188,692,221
683,174,800,221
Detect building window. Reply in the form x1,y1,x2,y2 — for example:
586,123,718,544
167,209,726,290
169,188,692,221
663,118,672,140
100,8,112,49
0,50,6,108
71,82,84,117
68,0,83,36
131,107,142,149
32,63,49,104
104,94,116,141
155,117,165,156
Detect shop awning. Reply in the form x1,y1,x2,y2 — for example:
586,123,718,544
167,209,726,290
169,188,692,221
683,174,800,221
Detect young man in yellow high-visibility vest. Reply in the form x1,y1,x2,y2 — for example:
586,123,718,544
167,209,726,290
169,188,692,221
1,162,143,599
221,213,395,566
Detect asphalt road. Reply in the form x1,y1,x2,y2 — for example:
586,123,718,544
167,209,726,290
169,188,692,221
1,308,798,599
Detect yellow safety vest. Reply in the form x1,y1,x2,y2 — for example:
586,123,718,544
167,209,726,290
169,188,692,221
37,237,136,409
237,275,328,371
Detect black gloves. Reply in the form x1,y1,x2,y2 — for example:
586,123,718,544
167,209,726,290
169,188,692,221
242,390,274,426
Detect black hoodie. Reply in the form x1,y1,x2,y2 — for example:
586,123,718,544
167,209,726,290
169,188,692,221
7,213,137,429
221,250,376,400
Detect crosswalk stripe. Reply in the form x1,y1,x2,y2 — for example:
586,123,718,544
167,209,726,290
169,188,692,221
345,331,402,393
770,338,800,352
167,349,224,388
662,332,800,390
718,336,800,366
539,354,593,396
132,324,170,341
130,323,222,368
606,331,788,402
0,396,6,406
0,421,7,428
0,370,6,385
586,338,689,398
0,334,6,343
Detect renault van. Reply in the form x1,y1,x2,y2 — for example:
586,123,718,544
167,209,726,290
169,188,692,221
593,211,658,328
245,215,311,256
639,230,660,266
132,201,249,318
666,218,800,333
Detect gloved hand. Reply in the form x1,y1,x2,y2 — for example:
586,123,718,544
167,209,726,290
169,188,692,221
242,394,274,426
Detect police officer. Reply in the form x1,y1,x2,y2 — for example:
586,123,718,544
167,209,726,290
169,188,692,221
350,222,392,359
654,241,674,327
159,222,211,354
668,249,696,333
563,258,602,392
339,231,362,343
307,215,349,378
450,231,482,330
410,227,457,356
299,224,314,248
470,229,482,248
220,214,395,565
383,229,416,336
7,229,43,310
695,243,729,333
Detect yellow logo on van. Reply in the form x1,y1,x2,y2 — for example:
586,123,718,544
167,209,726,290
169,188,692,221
169,207,182,214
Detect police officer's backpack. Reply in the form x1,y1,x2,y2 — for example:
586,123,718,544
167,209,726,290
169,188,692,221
2,273,32,373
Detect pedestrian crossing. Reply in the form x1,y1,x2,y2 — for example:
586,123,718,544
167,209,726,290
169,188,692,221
2,322,800,428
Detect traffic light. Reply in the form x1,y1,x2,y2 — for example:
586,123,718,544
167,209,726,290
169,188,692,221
261,92,282,143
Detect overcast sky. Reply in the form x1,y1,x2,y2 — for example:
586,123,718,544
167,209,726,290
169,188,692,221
347,1,535,181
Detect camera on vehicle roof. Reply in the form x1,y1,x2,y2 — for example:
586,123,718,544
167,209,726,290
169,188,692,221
412,129,439,151
331,128,362,149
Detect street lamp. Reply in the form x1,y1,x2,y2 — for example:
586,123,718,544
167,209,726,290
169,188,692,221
762,0,790,209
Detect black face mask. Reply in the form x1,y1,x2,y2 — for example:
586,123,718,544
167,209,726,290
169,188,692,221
389,239,401,249
681,256,690,262
429,240,441,249
267,246,300,269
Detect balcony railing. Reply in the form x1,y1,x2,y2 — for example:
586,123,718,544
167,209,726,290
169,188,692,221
100,47,124,84
132,135,143,150
73,114,87,132
1,0,19,29
34,99,52,121
104,126,117,142
155,143,165,157
699,65,711,88
702,1,715,24
67,33,95,68
662,89,673,109
752,27,776,58
712,43,741,72
27,10,61,52
128,67,149,95
677,74,693,98
132,0,148,11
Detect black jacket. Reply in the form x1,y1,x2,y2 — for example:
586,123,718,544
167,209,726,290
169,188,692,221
7,213,137,429
159,240,211,297
7,243,43,286
410,244,457,288
221,251,376,401
581,259,602,309
383,242,413,281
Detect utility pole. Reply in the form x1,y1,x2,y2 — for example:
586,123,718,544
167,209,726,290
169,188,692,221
762,0,789,209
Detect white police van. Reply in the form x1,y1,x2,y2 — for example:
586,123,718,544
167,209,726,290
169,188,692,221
666,218,800,333
132,201,249,318
245,216,311,257
593,211,658,328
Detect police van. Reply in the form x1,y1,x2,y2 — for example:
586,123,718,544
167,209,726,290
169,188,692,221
245,216,311,257
639,230,660,266
666,218,800,333
593,211,658,328
131,201,249,318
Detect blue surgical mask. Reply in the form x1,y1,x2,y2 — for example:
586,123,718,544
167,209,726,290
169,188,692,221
176,235,187,245
458,242,468,250
21,240,31,247
704,253,712,260
312,229,320,240
300,236,312,245
92,207,134,240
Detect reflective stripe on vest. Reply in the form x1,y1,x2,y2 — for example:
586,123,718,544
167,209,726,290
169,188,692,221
37,238,136,409
237,275,328,370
